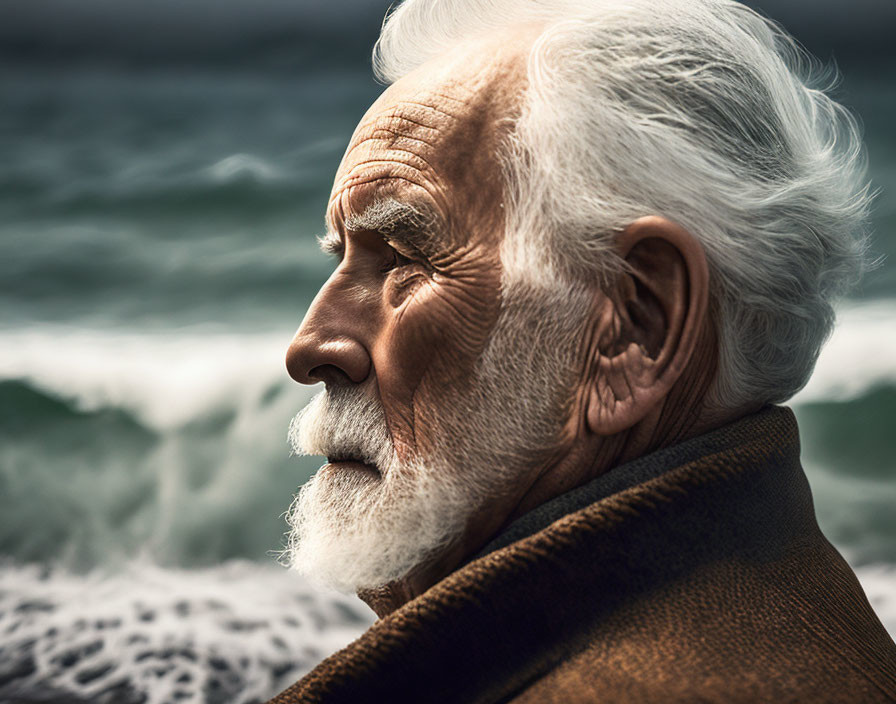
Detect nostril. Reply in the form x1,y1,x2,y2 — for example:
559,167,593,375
308,364,353,386
285,335,372,386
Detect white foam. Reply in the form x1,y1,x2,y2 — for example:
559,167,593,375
794,299,896,404
0,326,304,431
0,560,372,704
855,564,896,641
206,154,286,184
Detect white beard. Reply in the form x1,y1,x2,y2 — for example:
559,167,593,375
283,388,472,593
283,281,590,593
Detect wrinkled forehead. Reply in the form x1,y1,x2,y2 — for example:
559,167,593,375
326,33,532,237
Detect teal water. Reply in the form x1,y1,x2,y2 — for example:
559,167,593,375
0,49,894,703
0,65,385,570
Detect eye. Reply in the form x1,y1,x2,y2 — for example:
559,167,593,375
381,245,415,273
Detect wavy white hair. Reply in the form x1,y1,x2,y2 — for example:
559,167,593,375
374,0,872,409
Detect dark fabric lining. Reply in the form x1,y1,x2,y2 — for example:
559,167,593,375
471,405,775,563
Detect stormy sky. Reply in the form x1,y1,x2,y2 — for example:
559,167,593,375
1,0,894,68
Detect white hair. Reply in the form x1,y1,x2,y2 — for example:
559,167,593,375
374,0,872,409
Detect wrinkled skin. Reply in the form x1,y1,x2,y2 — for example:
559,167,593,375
295,37,524,463
287,31,734,616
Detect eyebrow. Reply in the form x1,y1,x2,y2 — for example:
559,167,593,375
319,198,446,256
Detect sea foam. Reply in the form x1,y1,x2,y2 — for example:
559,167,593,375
794,299,896,403
0,561,372,704
207,154,286,184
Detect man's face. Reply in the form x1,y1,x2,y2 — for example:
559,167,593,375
284,34,585,592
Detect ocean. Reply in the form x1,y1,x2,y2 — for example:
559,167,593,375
1,21,895,704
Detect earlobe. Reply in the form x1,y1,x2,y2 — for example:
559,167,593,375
585,216,709,436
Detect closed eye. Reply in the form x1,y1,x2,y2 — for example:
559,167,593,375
381,246,415,273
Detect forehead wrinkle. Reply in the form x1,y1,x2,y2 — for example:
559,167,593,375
341,145,442,188
340,105,458,194
346,98,463,169
325,73,504,253
330,172,439,219
355,99,459,147
377,105,448,134
367,124,438,151
331,102,467,223
391,99,463,124
364,125,442,164
377,113,442,136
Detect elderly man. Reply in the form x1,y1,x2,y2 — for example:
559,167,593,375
271,0,896,701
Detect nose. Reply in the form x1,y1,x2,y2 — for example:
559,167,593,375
286,333,371,386
285,283,372,386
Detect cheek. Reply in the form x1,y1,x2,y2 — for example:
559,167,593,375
374,275,502,404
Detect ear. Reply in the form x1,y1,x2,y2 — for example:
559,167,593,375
586,216,710,436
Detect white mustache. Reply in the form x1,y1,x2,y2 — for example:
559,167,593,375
288,388,396,473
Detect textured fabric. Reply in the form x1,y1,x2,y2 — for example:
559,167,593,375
268,406,896,703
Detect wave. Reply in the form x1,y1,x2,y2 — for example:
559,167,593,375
3,152,334,221
0,560,372,704
793,299,896,405
3,300,894,430
0,327,300,432
205,153,288,184
0,329,322,568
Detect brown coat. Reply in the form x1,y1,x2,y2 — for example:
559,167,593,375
269,406,896,703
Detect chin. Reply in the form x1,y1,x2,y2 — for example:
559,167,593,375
283,456,470,593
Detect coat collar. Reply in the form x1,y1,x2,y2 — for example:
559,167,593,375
470,404,794,564
270,405,833,703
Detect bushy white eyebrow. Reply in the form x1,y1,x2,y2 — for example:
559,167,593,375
319,198,445,256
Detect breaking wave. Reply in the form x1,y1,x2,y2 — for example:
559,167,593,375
1,299,893,432
794,300,896,403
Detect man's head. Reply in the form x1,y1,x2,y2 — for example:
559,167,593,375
283,0,870,604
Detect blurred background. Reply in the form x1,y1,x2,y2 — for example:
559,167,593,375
0,1,894,702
